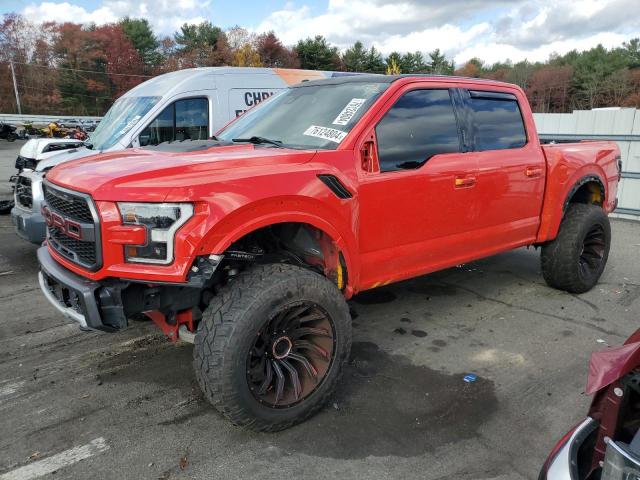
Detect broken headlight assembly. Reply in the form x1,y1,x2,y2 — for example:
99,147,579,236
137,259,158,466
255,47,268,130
602,439,640,480
118,202,194,265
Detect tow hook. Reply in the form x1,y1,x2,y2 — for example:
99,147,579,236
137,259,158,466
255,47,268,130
178,325,196,344
145,309,196,344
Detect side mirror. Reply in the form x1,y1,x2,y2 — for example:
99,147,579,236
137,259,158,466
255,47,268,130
138,133,150,147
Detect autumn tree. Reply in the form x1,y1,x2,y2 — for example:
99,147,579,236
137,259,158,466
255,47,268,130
385,52,402,74
386,57,401,75
256,32,298,68
233,43,262,67
527,65,573,112
455,58,484,77
0,14,60,113
226,26,255,51
95,24,146,97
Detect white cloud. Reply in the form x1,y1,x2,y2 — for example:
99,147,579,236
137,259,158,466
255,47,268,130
256,0,640,65
20,0,640,64
23,2,118,25
454,32,633,66
21,0,212,36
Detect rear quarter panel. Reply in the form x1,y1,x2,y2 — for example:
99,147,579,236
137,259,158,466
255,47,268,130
536,141,620,242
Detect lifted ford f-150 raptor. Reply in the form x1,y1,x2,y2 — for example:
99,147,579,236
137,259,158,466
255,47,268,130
37,75,621,431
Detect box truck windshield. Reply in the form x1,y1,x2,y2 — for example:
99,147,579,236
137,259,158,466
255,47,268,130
87,96,160,150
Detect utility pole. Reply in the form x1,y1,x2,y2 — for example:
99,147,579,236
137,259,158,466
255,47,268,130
9,61,22,115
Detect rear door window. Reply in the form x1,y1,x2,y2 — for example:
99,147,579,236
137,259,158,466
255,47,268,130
139,97,209,146
375,89,462,172
467,91,527,151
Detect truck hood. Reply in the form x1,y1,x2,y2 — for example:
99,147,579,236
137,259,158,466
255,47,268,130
37,146,97,171
46,144,317,202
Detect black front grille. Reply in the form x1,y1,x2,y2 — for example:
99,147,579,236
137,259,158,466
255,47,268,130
43,183,101,271
49,227,97,265
44,186,93,223
15,176,32,209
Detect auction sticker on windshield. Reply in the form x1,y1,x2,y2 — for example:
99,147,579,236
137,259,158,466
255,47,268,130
332,98,366,126
303,125,348,143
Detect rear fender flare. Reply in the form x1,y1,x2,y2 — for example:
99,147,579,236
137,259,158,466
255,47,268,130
563,174,606,211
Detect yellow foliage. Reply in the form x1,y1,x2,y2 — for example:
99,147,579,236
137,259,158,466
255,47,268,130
386,58,401,75
232,43,263,67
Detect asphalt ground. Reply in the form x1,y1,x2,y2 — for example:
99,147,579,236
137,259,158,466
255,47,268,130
0,139,639,479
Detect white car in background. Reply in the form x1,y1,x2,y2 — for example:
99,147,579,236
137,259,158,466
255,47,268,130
14,138,86,172
11,138,86,242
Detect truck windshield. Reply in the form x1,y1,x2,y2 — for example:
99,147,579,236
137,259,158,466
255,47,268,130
217,82,389,150
88,96,160,150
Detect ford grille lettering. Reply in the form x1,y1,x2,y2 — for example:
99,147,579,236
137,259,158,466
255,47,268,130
42,205,83,240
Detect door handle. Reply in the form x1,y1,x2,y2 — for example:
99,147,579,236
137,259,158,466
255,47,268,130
525,167,543,178
455,175,476,188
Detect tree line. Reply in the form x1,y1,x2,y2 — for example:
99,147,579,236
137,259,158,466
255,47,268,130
1,13,639,116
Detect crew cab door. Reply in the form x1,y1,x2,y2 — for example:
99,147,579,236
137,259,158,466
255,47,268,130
460,89,546,249
356,84,479,288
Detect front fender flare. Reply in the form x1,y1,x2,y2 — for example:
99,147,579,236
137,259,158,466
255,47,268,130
195,199,360,296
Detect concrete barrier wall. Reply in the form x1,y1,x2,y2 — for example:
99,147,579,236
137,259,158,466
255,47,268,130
0,114,102,124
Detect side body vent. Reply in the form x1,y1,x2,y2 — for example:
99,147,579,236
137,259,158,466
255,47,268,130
317,174,353,199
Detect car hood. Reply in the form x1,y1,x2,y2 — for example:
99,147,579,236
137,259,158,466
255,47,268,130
20,138,84,161
586,328,640,394
46,144,317,202
37,147,97,171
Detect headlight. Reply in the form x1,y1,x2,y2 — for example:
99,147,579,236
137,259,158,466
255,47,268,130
118,202,194,264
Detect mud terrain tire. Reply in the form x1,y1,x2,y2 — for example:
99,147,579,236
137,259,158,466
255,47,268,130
194,263,351,432
541,203,611,294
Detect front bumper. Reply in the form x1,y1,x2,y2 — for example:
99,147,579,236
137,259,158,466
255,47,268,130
37,246,126,331
38,246,204,333
12,171,46,244
12,205,46,244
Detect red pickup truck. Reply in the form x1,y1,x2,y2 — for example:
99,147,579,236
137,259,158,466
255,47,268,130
37,75,621,431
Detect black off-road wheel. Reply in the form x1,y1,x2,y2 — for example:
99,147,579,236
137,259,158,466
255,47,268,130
193,263,351,432
541,203,611,294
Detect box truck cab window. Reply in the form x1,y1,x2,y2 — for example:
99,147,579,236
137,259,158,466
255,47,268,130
87,96,160,150
139,98,209,146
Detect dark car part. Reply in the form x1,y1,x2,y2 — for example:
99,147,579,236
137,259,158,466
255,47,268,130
38,246,206,332
0,122,17,142
0,200,13,215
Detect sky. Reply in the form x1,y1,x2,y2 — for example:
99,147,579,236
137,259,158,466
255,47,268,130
2,0,640,65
